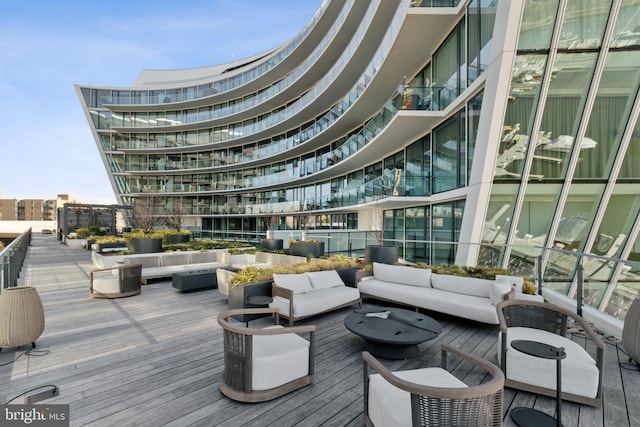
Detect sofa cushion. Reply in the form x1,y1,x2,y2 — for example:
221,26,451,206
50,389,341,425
270,286,360,318
273,273,313,294
124,256,159,268
252,325,310,391
190,251,229,264
498,326,599,398
373,263,431,287
495,274,524,293
92,276,121,294
430,274,493,298
490,280,512,305
305,270,345,291
368,367,467,427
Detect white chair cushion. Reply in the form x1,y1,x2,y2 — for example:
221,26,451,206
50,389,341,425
490,280,512,305
305,270,345,291
92,276,120,294
498,326,599,398
252,326,310,391
369,367,467,427
270,287,360,318
495,274,524,293
273,273,313,294
373,263,431,287
431,274,493,298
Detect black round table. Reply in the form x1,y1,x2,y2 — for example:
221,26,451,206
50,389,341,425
510,340,566,427
344,307,441,359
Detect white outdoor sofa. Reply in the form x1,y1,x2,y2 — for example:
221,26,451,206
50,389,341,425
123,250,230,284
270,270,362,326
357,262,542,325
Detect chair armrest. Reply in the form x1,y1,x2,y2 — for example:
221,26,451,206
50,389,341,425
218,308,316,335
272,284,295,326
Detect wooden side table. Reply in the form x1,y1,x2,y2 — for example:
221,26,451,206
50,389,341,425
510,340,566,427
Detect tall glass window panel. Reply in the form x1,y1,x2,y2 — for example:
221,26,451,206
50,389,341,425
586,186,640,310
406,136,430,196
468,1,497,83
555,183,606,254
405,207,429,263
433,117,459,193
558,0,613,49
531,52,598,180
434,28,460,110
468,93,483,179
618,99,640,178
612,0,640,48
496,54,548,180
575,51,640,179
518,0,561,50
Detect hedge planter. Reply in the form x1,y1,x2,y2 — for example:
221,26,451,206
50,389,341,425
166,234,191,244
259,238,283,251
94,242,128,252
365,245,398,266
127,238,163,254
289,241,324,258
228,281,273,323
336,267,359,288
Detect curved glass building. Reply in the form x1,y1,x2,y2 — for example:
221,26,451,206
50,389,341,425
77,0,640,282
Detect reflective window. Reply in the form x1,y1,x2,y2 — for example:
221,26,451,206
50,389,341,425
518,0,560,51
575,51,640,179
558,0,613,50
612,0,640,48
433,117,460,193
513,183,563,248
619,100,640,178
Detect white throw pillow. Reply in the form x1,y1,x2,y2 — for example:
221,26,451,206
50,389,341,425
430,274,493,298
305,270,345,291
490,280,512,305
373,262,431,287
273,273,313,294
495,274,524,293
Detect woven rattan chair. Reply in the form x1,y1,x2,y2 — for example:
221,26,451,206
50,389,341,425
363,344,504,427
90,264,142,298
622,296,640,365
496,299,604,407
217,307,316,402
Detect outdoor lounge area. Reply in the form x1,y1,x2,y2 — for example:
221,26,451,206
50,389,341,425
1,234,639,426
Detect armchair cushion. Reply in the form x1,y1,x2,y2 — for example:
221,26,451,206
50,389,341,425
252,325,310,391
273,273,313,294
499,326,599,398
369,368,467,427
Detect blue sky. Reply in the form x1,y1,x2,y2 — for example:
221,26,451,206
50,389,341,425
0,0,321,204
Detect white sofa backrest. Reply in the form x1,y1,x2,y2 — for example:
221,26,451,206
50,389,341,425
190,251,230,264
373,262,431,287
162,253,190,266
304,270,345,291
430,274,493,298
273,273,313,294
230,253,256,265
124,256,159,268
495,274,524,293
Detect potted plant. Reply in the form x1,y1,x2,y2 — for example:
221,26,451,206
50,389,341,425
288,239,325,258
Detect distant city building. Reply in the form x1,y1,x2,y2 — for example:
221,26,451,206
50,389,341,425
76,0,640,273
0,194,75,222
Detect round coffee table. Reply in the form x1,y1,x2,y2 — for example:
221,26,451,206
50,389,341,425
344,307,441,359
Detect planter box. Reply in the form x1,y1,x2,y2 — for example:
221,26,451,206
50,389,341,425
228,280,273,322
365,245,398,265
127,238,163,254
93,242,127,252
336,267,359,288
289,241,324,258
166,234,191,244
259,238,283,251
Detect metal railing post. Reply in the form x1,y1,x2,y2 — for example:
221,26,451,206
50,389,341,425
537,254,543,296
576,260,584,317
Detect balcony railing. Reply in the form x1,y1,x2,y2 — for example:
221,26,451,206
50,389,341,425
0,228,31,291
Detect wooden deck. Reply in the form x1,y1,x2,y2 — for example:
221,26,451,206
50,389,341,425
1,234,639,426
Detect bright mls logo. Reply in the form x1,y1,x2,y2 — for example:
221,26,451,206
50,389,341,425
1,405,69,426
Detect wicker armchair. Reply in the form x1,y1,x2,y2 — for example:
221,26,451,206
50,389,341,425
496,299,604,407
363,344,504,427
89,264,142,298
622,296,640,366
217,308,316,402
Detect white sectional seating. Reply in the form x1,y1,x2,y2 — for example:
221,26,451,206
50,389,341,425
357,263,539,325
123,250,230,284
270,270,361,326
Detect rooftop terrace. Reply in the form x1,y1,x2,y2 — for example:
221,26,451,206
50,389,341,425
1,234,639,426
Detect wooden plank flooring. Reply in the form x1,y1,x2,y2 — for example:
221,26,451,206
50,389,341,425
1,234,638,426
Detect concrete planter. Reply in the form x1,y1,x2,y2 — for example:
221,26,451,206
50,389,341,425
289,241,324,258
127,238,163,254
166,234,191,244
228,280,273,323
336,267,359,288
259,238,283,251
